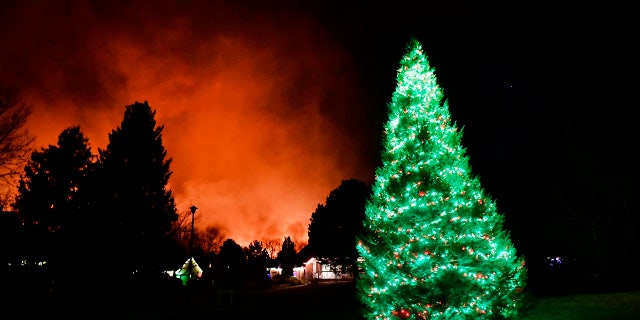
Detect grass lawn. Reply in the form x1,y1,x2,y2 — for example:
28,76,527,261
521,291,640,320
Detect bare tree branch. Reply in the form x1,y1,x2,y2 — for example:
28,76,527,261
0,84,34,209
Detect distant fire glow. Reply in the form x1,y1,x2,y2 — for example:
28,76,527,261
0,2,376,247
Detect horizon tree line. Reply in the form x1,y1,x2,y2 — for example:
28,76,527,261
1,95,370,295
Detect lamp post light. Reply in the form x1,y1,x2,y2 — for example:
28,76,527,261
189,205,197,277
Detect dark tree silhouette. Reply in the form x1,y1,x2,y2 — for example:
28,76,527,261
95,101,178,281
307,178,370,277
276,236,296,277
200,225,226,256
245,240,271,286
0,84,34,209
15,126,93,229
215,238,247,289
13,125,94,290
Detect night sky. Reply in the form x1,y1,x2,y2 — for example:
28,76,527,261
0,0,635,254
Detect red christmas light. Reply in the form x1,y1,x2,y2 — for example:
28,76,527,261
393,308,412,319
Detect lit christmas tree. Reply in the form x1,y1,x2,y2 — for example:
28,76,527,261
356,38,526,319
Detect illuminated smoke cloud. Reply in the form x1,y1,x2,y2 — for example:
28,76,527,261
0,1,376,246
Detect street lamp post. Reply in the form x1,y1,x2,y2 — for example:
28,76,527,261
189,205,197,277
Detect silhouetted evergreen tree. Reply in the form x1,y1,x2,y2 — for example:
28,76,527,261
14,125,94,289
245,240,271,286
307,178,370,277
95,101,178,283
215,238,247,289
276,236,296,277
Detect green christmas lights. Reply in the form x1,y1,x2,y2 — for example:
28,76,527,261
356,39,526,319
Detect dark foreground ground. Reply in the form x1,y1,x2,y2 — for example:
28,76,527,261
10,280,363,320
7,280,640,320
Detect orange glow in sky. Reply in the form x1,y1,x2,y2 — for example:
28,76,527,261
1,2,378,247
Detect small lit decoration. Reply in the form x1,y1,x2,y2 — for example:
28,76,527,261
356,38,527,319
175,258,203,285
